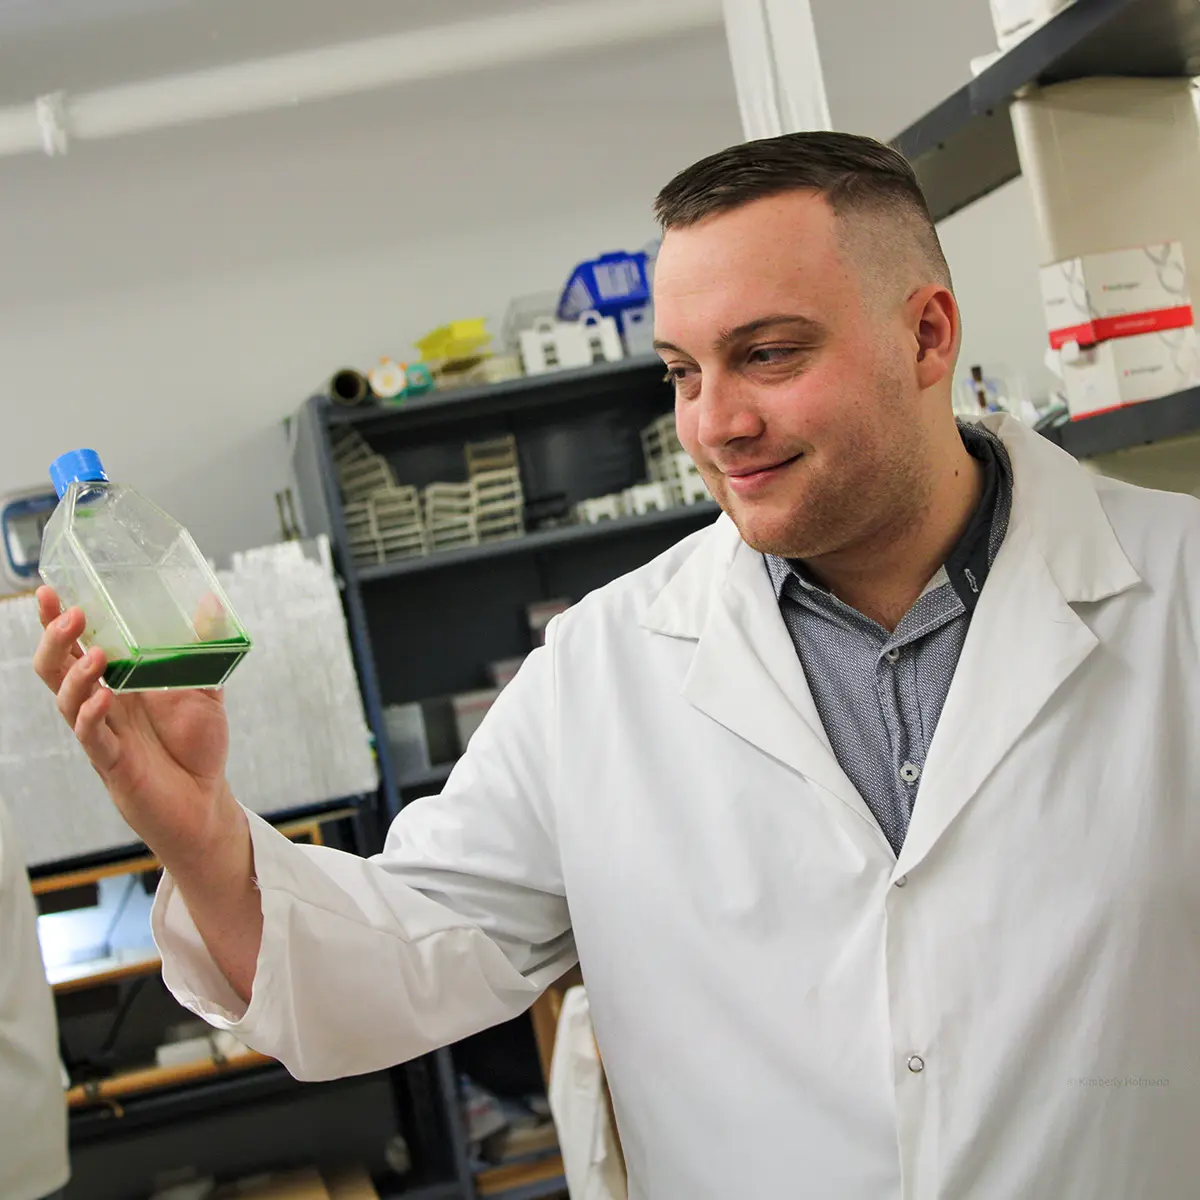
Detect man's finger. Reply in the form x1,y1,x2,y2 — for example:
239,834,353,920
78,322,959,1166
56,646,107,729
74,688,120,773
36,586,60,628
32,603,85,691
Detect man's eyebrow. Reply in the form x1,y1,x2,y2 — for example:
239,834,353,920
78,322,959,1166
653,314,825,357
715,314,825,350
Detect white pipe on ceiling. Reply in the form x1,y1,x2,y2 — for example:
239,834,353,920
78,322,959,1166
0,0,724,159
722,0,829,139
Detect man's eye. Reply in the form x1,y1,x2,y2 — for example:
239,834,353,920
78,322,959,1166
663,366,697,385
748,346,796,365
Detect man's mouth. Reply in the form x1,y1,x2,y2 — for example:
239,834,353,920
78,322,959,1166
723,453,803,493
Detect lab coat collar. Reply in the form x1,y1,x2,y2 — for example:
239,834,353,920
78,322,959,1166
976,413,1139,603
893,415,1141,874
642,415,1139,638
641,416,1142,865
654,513,888,849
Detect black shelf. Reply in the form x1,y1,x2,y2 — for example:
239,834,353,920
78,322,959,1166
69,1064,295,1143
358,503,720,584
326,355,667,433
893,0,1200,222
1054,386,1200,457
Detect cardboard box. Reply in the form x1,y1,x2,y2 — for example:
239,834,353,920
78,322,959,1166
1011,78,1200,307
1060,326,1200,419
990,0,1074,50
1039,242,1193,349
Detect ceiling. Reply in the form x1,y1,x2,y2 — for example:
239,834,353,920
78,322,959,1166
0,0,722,106
0,17,740,307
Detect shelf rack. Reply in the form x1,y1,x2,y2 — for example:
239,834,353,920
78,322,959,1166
291,353,711,1200
358,502,718,584
893,0,1200,224
890,0,1200,456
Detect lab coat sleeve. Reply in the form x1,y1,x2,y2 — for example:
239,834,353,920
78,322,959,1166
152,623,573,1082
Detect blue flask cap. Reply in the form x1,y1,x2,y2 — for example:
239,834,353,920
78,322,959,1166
49,449,108,500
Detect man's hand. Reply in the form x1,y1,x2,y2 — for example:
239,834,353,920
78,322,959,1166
32,586,262,1001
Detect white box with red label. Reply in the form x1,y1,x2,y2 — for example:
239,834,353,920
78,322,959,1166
1059,326,1200,419
1039,242,1193,350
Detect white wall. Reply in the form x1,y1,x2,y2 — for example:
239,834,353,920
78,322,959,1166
0,22,740,558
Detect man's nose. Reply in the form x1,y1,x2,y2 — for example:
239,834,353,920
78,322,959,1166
695,377,765,449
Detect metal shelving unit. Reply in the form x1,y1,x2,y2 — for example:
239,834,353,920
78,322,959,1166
891,0,1200,458
291,362,718,824
1046,385,1200,457
893,0,1200,223
326,355,667,431
291,357,715,1200
358,502,719,583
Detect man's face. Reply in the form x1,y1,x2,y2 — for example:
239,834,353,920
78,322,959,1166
653,190,930,560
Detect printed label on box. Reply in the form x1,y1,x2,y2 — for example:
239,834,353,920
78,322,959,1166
1061,325,1200,418
1040,242,1193,349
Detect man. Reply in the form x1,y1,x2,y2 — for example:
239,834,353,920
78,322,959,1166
0,791,69,1200
33,133,1200,1198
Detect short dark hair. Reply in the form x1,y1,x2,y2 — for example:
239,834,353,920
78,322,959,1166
654,131,951,290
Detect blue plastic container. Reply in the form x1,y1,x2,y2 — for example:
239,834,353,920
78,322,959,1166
558,251,651,331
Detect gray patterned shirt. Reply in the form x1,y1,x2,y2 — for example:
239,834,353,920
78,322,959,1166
764,425,1013,854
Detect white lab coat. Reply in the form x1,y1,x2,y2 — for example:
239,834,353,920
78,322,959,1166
0,794,69,1200
156,415,1200,1199
548,987,627,1200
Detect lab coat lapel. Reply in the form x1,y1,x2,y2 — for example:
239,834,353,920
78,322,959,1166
895,522,1097,874
661,530,883,844
895,416,1142,877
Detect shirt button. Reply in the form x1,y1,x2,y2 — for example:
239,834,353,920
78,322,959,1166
884,648,901,663
900,761,921,784
894,874,908,888
908,1055,925,1073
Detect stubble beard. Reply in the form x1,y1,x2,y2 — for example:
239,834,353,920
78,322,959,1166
717,394,932,561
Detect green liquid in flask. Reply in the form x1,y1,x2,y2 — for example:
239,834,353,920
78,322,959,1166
103,637,251,691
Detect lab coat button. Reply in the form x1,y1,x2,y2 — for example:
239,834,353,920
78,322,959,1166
907,1055,925,1073
900,761,921,784
894,874,908,888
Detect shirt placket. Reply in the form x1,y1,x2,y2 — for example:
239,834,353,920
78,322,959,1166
876,640,918,854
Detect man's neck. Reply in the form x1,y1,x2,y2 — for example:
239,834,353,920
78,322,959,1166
801,435,986,632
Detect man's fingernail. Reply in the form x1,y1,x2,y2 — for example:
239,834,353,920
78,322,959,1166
57,614,72,631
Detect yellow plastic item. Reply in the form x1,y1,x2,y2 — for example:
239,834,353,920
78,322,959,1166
416,318,491,362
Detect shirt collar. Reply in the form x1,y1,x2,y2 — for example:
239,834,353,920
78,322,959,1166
764,423,1012,617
